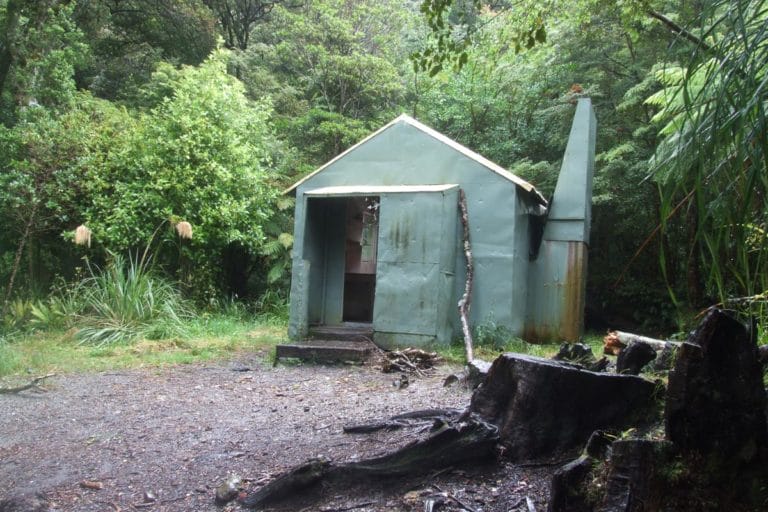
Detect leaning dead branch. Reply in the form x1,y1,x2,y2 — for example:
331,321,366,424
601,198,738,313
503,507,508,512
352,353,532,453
458,189,474,363
0,373,56,394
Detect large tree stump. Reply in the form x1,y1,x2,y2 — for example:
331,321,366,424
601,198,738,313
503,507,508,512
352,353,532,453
469,354,658,460
665,308,767,467
239,354,662,508
548,431,614,512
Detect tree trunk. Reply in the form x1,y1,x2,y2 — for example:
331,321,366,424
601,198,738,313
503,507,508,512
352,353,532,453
605,330,681,352
0,0,22,98
2,204,37,318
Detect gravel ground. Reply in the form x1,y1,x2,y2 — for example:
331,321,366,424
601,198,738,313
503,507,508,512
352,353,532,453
0,355,554,511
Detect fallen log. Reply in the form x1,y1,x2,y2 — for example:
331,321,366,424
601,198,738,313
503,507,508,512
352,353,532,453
343,408,462,434
340,413,498,477
604,330,681,355
241,458,332,508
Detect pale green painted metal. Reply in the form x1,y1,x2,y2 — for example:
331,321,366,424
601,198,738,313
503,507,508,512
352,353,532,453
372,187,458,347
543,99,597,243
288,99,596,347
525,99,597,342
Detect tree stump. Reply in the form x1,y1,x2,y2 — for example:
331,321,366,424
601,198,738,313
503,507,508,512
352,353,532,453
469,354,658,460
595,439,673,512
665,309,767,467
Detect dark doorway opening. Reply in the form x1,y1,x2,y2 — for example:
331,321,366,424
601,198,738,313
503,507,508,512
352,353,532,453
342,196,379,322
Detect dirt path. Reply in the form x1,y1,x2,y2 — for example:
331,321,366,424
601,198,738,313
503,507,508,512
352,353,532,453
0,356,554,511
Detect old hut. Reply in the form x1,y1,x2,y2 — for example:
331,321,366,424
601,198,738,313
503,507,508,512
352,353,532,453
286,98,596,348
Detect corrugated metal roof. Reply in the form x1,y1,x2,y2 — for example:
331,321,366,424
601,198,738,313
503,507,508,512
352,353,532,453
284,114,547,206
304,184,459,196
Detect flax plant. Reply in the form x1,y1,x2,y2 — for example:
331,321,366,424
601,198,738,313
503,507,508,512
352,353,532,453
649,0,768,322
74,252,192,346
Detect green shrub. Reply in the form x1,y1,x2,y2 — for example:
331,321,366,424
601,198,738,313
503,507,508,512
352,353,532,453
473,317,514,351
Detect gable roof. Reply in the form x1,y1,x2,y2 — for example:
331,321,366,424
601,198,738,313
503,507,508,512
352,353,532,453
285,114,547,206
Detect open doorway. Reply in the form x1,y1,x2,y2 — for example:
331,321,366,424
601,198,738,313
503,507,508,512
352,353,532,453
343,196,379,322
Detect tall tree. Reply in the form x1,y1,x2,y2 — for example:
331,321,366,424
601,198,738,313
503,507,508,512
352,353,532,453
0,1,88,121
242,0,411,167
0,95,127,312
83,51,281,301
203,0,280,50
73,0,218,103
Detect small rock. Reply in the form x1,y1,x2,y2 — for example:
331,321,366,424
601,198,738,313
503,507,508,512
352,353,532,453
215,476,241,505
392,374,409,389
443,373,461,387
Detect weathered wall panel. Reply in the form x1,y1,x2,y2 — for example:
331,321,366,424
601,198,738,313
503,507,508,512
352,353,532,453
372,189,457,345
525,241,588,342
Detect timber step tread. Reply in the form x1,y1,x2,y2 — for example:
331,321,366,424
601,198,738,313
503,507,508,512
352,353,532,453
275,340,377,363
308,324,373,342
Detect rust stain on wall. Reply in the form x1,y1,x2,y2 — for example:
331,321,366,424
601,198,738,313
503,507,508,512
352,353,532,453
561,242,587,342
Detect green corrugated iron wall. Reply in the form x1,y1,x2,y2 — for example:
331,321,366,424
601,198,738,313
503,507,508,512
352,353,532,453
525,99,597,342
287,99,596,346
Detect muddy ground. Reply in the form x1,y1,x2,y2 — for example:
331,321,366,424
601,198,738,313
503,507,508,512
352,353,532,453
0,353,555,511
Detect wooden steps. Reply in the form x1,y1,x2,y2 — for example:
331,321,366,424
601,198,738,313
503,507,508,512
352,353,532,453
275,324,376,364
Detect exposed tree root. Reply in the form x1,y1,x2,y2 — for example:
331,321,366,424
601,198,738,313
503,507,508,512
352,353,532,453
241,413,499,509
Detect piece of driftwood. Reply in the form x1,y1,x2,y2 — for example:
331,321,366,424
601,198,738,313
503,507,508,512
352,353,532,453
457,189,474,363
604,331,680,355
0,373,55,394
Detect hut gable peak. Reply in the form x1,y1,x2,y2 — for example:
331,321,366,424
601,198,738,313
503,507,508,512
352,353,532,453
285,114,546,206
